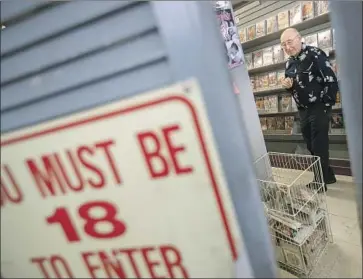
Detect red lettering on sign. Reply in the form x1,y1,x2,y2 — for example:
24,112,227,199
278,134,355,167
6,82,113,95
31,257,51,279
25,139,121,198
137,131,169,178
137,124,193,179
160,245,189,279
162,125,193,175
115,248,142,278
77,145,105,188
26,155,67,197
141,247,164,279
95,140,122,185
81,245,189,278
30,255,74,278
50,255,74,278
0,164,24,207
46,201,127,243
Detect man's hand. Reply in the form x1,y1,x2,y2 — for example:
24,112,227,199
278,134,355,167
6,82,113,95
282,77,293,89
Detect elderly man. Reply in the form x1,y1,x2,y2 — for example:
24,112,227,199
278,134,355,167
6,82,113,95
280,28,338,192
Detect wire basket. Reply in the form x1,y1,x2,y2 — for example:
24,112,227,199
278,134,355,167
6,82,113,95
254,152,333,277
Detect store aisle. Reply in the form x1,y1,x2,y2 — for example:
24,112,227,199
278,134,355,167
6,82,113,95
313,175,362,278
280,175,362,278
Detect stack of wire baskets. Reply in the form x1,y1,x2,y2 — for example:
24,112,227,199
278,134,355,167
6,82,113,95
254,152,333,277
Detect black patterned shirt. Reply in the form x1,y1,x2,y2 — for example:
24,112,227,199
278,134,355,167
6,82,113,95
285,43,339,109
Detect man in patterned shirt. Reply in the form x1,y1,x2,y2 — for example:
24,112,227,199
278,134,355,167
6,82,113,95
280,28,338,191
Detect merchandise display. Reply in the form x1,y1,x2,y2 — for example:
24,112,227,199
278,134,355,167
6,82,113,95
252,50,263,68
254,153,332,277
302,1,314,21
330,112,345,134
266,15,278,34
256,20,266,38
315,0,329,16
239,28,247,43
317,29,333,55
263,47,274,66
277,10,290,30
247,24,256,41
289,3,302,26
303,33,318,47
273,45,285,64
236,1,345,137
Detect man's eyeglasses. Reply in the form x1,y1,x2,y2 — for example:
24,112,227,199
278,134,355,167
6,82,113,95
281,35,299,48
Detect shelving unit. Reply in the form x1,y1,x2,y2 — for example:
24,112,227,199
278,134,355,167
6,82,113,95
242,13,330,52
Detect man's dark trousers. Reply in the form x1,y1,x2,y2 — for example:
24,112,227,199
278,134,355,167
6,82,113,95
299,103,336,186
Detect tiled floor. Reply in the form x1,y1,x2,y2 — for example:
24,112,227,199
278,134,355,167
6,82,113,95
280,175,362,278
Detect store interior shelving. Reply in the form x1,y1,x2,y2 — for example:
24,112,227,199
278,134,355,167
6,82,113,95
235,1,345,138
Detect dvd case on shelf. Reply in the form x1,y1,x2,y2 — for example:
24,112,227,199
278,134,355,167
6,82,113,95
266,117,277,131
280,95,292,112
268,95,279,113
333,91,341,109
303,33,318,47
285,116,295,134
263,96,270,113
289,3,302,25
277,71,285,88
245,53,253,69
266,15,278,34
254,76,262,92
330,112,345,134
268,72,278,88
302,1,314,21
253,50,264,68
273,45,284,64
247,24,256,41
263,47,274,66
277,10,289,30
260,117,267,131
315,1,329,16
239,28,247,43
250,76,256,91
256,97,265,113
276,116,285,130
318,29,332,54
261,74,270,91
256,20,266,38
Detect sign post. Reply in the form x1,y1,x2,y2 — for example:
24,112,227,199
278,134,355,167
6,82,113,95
1,80,242,278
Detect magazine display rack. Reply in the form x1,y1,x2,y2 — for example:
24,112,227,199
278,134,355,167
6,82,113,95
254,152,333,277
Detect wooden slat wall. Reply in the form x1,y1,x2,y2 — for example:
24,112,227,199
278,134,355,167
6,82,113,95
0,1,171,133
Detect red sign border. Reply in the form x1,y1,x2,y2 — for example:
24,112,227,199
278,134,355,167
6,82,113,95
1,95,238,261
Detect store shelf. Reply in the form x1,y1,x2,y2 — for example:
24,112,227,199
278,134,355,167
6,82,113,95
248,50,336,75
248,61,286,75
259,111,297,117
263,134,347,143
242,13,331,52
258,107,342,117
254,88,286,96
